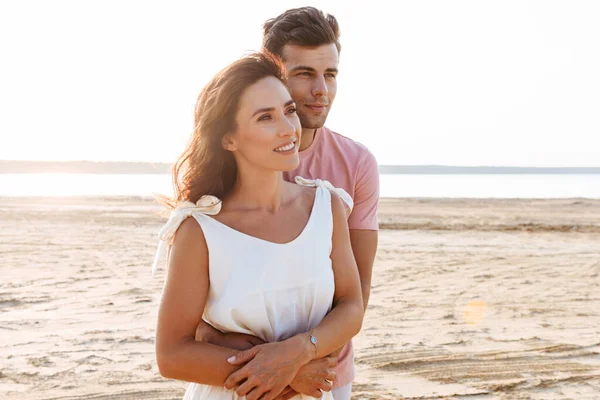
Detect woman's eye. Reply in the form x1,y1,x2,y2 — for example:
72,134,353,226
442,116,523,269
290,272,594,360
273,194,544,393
258,114,272,121
287,107,297,114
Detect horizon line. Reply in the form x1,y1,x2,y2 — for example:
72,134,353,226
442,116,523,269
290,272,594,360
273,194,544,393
2,160,600,169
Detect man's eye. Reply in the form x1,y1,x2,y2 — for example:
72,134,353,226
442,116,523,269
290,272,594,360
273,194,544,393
299,72,312,76
326,74,336,79
258,114,272,121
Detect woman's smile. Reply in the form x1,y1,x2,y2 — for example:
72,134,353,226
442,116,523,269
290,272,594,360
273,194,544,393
273,137,298,154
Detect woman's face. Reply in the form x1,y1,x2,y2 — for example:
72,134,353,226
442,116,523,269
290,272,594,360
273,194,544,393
226,76,302,172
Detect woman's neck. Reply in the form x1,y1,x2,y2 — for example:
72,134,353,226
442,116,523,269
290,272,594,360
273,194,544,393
227,167,285,212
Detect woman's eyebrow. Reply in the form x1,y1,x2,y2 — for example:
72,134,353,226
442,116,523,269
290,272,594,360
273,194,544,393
251,100,295,117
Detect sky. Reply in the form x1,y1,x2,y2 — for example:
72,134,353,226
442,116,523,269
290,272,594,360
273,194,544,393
1,0,599,167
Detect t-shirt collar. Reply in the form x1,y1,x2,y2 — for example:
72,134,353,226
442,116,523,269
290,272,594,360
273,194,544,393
299,127,325,158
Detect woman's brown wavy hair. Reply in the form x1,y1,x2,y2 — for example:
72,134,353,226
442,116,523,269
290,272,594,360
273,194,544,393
162,52,286,209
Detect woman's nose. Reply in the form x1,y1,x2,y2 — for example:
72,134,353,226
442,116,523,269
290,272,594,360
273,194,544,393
277,115,296,137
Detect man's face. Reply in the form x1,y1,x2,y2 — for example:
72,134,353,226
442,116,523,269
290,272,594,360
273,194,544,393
282,43,339,130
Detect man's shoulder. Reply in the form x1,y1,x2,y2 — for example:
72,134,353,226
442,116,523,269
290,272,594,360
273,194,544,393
321,126,375,162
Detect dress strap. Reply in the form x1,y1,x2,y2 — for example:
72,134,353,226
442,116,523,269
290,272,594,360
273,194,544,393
294,176,354,215
151,195,222,276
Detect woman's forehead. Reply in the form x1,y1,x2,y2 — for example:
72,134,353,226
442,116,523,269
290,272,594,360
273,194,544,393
239,77,293,112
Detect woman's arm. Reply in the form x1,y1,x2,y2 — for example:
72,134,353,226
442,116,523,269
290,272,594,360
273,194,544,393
155,217,241,385
307,191,365,355
225,192,364,398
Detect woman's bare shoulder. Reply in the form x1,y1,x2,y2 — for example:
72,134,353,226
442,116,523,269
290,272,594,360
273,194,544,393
284,180,317,208
172,216,208,251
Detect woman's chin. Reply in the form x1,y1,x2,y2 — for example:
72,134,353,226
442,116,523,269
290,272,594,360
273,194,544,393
280,160,300,172
274,155,300,172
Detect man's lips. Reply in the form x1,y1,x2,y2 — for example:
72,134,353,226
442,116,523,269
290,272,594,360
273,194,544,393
305,104,328,111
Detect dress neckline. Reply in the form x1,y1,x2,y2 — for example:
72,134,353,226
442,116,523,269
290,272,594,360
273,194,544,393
202,185,322,246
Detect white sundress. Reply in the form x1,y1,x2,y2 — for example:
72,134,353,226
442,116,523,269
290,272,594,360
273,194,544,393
152,178,354,400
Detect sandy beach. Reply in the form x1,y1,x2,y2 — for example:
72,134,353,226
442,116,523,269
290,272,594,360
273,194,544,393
1,196,599,399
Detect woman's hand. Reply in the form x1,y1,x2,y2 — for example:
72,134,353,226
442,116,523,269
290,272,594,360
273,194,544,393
224,335,313,400
273,386,299,400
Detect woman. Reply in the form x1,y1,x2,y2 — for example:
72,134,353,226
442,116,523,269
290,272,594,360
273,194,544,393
153,52,363,400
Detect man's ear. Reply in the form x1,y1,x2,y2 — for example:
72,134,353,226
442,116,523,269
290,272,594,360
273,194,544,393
222,133,237,151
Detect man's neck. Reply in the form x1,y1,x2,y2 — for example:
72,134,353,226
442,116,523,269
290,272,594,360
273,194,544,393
299,128,318,152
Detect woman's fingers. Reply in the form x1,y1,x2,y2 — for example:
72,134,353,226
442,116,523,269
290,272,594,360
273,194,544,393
224,365,250,389
281,388,299,400
235,376,259,397
272,386,298,400
245,386,268,400
254,388,282,400
256,390,277,400
279,387,294,396
226,340,304,397
227,346,260,365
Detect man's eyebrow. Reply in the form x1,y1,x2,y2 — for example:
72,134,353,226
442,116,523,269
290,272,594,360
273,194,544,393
251,100,295,118
290,65,338,74
290,65,316,72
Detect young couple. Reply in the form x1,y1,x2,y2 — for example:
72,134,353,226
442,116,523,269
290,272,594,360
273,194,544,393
153,7,379,400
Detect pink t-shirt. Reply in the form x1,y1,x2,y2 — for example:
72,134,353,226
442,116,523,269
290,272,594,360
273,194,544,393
283,126,379,388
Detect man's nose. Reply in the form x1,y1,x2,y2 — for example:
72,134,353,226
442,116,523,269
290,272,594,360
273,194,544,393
312,76,328,97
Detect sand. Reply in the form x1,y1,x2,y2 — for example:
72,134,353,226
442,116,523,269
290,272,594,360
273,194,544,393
1,197,599,399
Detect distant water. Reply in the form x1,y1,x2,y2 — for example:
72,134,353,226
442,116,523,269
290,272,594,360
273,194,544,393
0,173,599,198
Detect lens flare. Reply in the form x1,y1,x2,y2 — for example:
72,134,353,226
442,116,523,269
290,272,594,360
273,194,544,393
463,299,488,325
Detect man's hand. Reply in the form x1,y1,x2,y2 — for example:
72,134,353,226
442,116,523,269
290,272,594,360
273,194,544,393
289,356,337,397
194,320,221,343
217,332,266,351
195,321,265,351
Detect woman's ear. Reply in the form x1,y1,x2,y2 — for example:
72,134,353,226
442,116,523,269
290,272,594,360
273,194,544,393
221,133,237,152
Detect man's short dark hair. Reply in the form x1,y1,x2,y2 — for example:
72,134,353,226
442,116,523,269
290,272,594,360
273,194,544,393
262,7,341,59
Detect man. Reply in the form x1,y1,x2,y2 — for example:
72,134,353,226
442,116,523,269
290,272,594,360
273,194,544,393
196,7,379,400
264,7,380,400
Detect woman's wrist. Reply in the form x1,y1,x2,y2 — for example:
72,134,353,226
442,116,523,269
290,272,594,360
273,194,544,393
286,333,316,365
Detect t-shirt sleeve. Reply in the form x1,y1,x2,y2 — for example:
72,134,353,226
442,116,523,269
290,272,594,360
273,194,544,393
348,150,380,230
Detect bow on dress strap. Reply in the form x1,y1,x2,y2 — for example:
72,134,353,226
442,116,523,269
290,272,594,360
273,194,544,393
294,176,354,215
151,195,222,276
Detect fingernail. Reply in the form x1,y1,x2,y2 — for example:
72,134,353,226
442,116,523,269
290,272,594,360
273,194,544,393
227,356,235,363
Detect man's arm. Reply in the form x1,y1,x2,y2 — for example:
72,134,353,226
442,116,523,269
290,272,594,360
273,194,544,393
195,320,265,350
349,230,378,310
347,150,380,311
